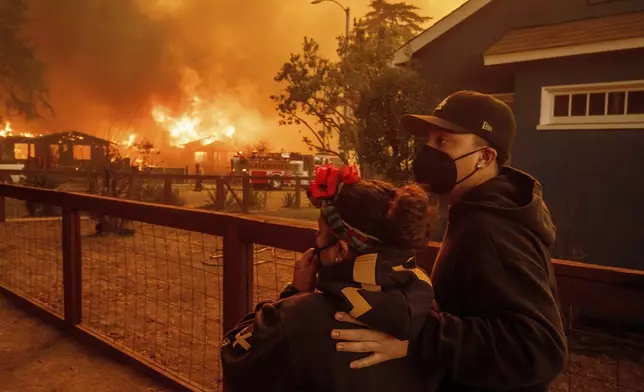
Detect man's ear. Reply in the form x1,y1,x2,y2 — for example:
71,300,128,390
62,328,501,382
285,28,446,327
482,147,498,167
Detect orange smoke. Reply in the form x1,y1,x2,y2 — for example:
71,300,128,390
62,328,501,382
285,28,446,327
20,0,461,152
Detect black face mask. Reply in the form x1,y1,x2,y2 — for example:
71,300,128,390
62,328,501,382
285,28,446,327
412,145,485,195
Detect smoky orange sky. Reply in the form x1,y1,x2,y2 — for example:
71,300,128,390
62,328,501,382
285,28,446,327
20,0,466,151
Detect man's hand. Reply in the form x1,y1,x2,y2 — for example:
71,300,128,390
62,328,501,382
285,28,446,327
331,312,409,369
291,248,320,292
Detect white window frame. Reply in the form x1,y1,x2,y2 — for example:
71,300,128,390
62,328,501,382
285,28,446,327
538,80,644,130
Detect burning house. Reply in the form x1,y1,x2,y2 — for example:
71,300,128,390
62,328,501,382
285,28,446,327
32,131,114,170
0,129,113,170
0,136,35,165
182,138,237,174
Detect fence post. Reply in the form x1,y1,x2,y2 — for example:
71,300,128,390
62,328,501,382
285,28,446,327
0,196,5,223
241,175,251,214
62,207,82,326
222,222,254,333
216,176,226,210
294,178,301,209
163,176,173,204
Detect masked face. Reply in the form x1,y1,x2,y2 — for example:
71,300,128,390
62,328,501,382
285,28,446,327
412,144,486,195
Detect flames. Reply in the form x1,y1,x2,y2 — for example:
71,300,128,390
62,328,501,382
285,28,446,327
0,122,13,138
0,122,39,138
126,133,136,147
151,96,237,148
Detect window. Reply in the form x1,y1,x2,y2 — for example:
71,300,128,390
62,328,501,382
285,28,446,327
539,80,644,130
14,143,29,160
73,145,91,160
194,151,207,162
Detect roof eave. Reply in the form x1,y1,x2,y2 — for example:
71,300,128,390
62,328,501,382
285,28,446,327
392,0,496,62
484,36,644,66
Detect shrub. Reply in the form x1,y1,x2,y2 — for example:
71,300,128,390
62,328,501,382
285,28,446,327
134,181,185,206
248,191,268,211
22,174,61,217
200,187,219,210
281,192,297,208
200,187,267,212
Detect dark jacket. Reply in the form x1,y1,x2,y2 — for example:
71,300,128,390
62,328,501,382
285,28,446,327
221,250,444,392
409,167,567,392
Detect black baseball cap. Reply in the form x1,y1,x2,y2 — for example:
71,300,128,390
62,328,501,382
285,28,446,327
402,90,516,165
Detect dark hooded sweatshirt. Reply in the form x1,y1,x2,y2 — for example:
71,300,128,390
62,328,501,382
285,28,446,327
409,167,567,392
221,250,445,392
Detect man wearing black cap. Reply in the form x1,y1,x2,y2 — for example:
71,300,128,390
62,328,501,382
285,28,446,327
330,91,567,392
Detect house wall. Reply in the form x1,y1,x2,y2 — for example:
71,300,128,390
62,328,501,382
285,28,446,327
513,49,644,269
35,139,110,169
409,0,644,268
411,0,644,98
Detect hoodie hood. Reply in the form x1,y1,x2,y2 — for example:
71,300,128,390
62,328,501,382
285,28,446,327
449,167,556,247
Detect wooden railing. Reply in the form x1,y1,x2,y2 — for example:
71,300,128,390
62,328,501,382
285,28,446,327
0,169,314,213
0,183,643,391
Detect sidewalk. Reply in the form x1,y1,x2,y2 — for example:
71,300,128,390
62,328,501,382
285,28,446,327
0,294,175,392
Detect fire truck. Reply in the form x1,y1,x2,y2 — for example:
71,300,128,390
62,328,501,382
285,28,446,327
230,151,346,189
313,154,343,168
230,151,309,189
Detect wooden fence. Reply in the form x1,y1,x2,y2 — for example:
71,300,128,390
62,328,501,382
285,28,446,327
0,183,643,391
0,169,314,213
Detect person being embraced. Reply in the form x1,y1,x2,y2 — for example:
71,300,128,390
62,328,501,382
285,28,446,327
220,164,444,392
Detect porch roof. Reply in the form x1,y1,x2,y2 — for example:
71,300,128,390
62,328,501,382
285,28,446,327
484,11,644,65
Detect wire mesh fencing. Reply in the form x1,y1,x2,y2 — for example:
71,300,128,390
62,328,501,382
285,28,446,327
249,246,644,392
0,197,63,316
551,305,644,392
78,216,224,391
253,245,300,306
1,184,642,392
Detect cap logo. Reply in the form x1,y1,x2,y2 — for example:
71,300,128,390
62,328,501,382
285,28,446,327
435,98,448,111
481,121,493,132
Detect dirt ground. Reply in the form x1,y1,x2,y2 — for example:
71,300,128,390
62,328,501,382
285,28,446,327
1,199,643,392
0,294,174,392
0,207,296,391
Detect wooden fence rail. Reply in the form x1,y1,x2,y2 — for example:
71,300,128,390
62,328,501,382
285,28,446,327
0,183,643,391
0,169,315,212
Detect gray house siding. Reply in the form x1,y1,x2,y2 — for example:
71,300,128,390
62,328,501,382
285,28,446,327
512,49,644,269
411,0,644,97
408,0,644,268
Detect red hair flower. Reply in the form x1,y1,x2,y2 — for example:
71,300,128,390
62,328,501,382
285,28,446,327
307,164,360,206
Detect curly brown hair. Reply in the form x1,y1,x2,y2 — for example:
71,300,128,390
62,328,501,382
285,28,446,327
332,180,436,249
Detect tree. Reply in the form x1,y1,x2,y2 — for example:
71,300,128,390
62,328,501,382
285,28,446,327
359,0,431,41
271,38,346,158
355,66,435,182
0,1,52,120
272,0,434,179
132,138,159,169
